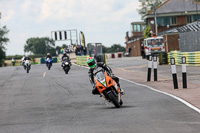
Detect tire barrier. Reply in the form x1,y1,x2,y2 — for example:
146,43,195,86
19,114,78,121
105,52,123,59
168,51,200,65
76,55,89,66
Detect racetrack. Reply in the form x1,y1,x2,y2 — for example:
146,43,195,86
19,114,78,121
0,63,200,133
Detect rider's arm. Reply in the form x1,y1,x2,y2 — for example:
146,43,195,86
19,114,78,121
97,62,113,74
88,69,95,87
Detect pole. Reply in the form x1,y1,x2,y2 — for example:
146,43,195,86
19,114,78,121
154,2,157,35
153,56,158,81
147,56,152,82
170,58,178,89
182,57,187,88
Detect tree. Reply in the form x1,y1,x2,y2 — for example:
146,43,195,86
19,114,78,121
0,26,9,66
105,44,125,53
144,25,151,39
138,0,165,18
24,37,56,56
56,46,62,54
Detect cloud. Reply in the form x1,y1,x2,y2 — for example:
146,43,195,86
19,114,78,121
38,0,140,24
1,0,142,55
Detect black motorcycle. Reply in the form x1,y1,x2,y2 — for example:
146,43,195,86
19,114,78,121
62,59,71,74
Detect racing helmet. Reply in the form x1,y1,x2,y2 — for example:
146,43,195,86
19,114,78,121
87,57,97,69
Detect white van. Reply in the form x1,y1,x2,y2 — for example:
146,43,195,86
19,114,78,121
144,36,165,58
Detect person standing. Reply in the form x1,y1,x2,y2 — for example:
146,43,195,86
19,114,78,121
128,47,131,57
11,57,15,66
141,44,145,59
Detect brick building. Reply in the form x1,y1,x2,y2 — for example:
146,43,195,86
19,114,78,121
125,0,200,56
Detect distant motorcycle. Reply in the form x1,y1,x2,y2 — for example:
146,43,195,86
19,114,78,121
46,58,52,70
94,69,123,108
62,58,71,74
24,60,31,73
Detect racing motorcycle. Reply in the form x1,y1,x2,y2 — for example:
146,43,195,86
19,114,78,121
62,58,71,74
94,70,123,108
46,58,52,70
24,60,31,73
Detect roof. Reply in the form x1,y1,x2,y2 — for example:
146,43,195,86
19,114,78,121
131,21,145,25
177,21,200,32
157,21,200,36
147,0,200,15
144,36,164,40
157,28,179,36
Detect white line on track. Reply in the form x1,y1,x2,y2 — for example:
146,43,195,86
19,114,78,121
43,72,46,78
73,63,200,114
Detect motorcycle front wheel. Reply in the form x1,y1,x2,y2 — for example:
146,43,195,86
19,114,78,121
107,90,120,108
27,67,29,73
48,64,51,70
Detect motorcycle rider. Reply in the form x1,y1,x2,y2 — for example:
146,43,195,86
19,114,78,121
45,53,53,66
23,54,32,69
87,57,124,95
61,52,71,66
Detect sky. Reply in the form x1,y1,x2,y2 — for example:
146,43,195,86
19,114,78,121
0,0,142,55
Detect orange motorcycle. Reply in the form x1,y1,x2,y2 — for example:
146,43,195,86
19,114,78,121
94,70,123,108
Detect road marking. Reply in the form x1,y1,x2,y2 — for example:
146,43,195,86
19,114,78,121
73,63,200,114
118,77,200,114
43,72,46,78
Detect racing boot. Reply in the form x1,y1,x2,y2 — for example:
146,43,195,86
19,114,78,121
92,87,100,95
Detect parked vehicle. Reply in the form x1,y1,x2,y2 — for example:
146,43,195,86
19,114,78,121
24,60,31,73
94,69,123,108
46,58,52,70
61,58,71,74
144,36,165,59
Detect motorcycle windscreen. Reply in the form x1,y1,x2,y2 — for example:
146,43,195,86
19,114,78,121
96,72,107,87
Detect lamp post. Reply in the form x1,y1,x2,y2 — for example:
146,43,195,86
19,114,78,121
153,0,158,35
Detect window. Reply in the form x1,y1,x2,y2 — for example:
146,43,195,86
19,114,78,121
142,25,146,31
133,24,141,32
157,17,170,26
187,16,192,23
193,15,200,21
171,16,177,25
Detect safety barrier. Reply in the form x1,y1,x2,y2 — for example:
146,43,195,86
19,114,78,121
105,52,123,59
76,55,89,66
167,51,200,65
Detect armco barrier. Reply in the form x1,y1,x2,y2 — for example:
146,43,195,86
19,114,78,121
76,55,89,66
167,51,200,65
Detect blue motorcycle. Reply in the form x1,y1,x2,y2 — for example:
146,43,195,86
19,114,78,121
46,58,52,70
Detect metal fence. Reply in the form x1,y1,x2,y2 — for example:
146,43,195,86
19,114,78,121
87,43,102,56
179,31,200,52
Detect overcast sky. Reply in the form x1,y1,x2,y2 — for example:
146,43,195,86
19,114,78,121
0,0,141,55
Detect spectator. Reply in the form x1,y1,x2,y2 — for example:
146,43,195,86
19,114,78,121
128,47,131,57
80,45,84,56
141,44,145,59
11,57,15,66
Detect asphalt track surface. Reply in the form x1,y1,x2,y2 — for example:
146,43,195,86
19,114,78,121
0,63,200,133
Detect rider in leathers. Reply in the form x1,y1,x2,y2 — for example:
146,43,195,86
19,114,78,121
87,57,124,95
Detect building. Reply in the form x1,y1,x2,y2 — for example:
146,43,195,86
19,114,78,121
125,22,146,56
125,0,200,56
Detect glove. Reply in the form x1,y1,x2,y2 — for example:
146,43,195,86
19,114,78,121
110,73,115,77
